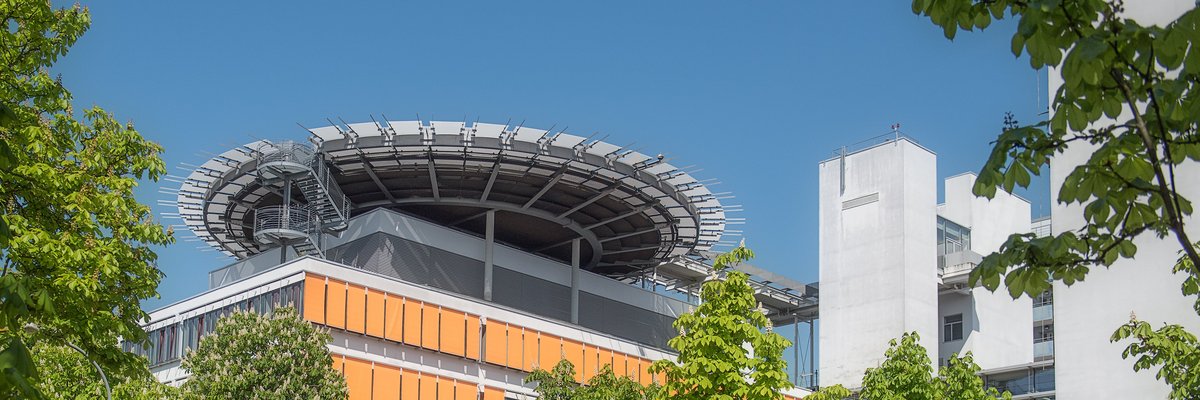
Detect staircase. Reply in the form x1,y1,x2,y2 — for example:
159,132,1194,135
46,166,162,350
251,141,352,258
295,155,350,231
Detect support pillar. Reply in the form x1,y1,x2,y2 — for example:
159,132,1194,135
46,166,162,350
280,176,292,264
809,319,816,388
483,210,496,301
793,315,800,386
570,238,581,324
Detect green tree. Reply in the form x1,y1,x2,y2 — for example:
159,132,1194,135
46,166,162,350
802,384,851,400
0,1,173,397
649,245,794,400
860,332,938,400
911,1,1200,396
180,307,347,399
938,352,1010,400
30,343,181,400
526,359,658,400
1111,317,1200,400
859,333,1008,400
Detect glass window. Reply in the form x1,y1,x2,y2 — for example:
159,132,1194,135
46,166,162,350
1033,290,1053,307
1034,323,1054,343
943,314,964,342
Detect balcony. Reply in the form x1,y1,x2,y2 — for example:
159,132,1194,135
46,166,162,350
1033,304,1053,322
1034,340,1054,361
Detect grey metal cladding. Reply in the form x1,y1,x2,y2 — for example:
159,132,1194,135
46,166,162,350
326,232,485,298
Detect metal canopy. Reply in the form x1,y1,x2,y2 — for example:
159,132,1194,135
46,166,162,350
176,120,729,276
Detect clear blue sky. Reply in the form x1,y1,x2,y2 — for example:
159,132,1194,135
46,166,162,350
54,1,1049,311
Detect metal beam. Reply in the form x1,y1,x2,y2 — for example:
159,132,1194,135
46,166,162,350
557,181,623,218
484,210,495,301
480,157,502,202
584,204,654,230
357,153,395,203
522,163,570,209
570,238,580,324
427,154,440,200
599,226,662,243
604,244,660,255
356,197,604,268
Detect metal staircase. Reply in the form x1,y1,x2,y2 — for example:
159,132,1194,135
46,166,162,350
250,141,352,259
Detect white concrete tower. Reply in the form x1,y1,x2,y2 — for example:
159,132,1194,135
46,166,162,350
818,137,939,388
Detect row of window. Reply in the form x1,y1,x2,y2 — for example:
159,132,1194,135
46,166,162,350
335,354,505,400
124,282,304,366
302,274,661,385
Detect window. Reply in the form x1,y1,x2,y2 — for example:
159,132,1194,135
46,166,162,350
937,217,971,268
1033,290,1053,307
943,314,964,342
1034,323,1054,343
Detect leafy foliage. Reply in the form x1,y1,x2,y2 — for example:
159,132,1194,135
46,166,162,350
1111,317,1200,400
912,0,1200,395
912,0,1200,300
31,343,181,400
938,352,1011,400
180,307,347,399
0,1,173,397
859,333,1009,400
802,384,851,400
649,244,794,400
525,359,659,400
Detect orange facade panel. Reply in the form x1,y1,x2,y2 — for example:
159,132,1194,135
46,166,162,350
632,357,650,385
401,369,420,399
373,363,401,400
437,377,455,400
422,305,441,351
538,334,560,372
484,320,507,366
440,309,466,357
483,387,506,400
420,372,437,400
403,299,423,347
454,380,476,400
343,357,373,400
581,345,598,382
507,324,524,370
384,295,405,343
598,348,614,374
365,289,386,338
325,279,348,329
465,314,481,360
332,354,344,374
346,284,367,334
521,329,539,372
562,339,583,382
613,352,628,378
302,275,326,324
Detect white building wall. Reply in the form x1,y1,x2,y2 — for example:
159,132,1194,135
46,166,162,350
1048,2,1200,398
818,139,938,388
936,174,1033,370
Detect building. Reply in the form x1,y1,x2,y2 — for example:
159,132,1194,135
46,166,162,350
1046,2,1200,398
817,135,1053,398
138,120,817,399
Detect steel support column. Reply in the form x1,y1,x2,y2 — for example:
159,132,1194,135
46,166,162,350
483,210,496,301
570,238,581,324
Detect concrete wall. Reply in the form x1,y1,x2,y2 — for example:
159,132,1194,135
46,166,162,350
936,174,1033,370
1048,2,1200,398
818,139,939,388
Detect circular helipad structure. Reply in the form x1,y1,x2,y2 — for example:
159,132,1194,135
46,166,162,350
176,120,729,276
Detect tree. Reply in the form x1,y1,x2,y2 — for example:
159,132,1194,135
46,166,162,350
31,343,182,400
648,244,794,400
525,359,658,400
859,332,1008,400
860,332,938,400
803,384,851,400
911,1,1200,396
1111,316,1200,400
180,307,347,399
0,1,173,397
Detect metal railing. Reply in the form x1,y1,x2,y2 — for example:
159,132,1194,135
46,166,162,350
253,204,315,235
307,155,351,222
258,141,315,167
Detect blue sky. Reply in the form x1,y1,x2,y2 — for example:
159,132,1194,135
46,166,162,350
55,1,1049,311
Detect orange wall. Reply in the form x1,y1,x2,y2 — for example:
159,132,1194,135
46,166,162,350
303,272,662,392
